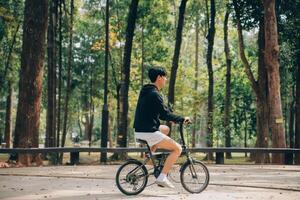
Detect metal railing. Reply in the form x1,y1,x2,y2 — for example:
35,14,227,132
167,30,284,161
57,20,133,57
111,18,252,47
0,147,299,165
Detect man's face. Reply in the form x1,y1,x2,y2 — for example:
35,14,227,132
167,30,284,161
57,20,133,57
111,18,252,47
157,75,167,88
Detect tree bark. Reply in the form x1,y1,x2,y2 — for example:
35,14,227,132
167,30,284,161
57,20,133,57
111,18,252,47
256,19,270,163
289,96,295,148
4,83,13,148
295,41,300,164
82,92,93,141
56,0,63,148
233,0,270,163
168,0,187,135
14,0,48,166
61,0,74,150
46,0,58,148
263,0,286,164
223,9,232,159
100,0,110,163
116,0,139,150
205,0,216,160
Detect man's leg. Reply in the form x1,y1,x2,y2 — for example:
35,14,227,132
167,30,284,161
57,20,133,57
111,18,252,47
150,125,170,153
154,137,182,188
155,138,182,174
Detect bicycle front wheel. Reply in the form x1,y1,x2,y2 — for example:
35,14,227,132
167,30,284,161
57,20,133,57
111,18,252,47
116,159,148,195
180,160,209,193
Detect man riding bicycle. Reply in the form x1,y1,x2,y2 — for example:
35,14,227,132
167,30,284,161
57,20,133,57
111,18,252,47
134,67,191,188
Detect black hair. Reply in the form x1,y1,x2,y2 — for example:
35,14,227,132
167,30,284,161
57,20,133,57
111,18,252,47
148,67,167,83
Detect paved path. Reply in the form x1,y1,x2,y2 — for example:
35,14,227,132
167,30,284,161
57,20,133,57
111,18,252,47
0,165,299,200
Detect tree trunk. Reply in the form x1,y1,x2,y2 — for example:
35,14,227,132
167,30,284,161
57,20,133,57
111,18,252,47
168,0,187,135
263,0,286,164
14,0,48,166
89,68,95,148
256,19,270,163
89,103,94,146
116,0,139,151
108,114,114,148
244,112,247,157
46,0,58,149
244,109,248,157
4,83,13,148
233,0,270,163
61,0,74,151
100,0,110,163
77,104,82,138
205,0,216,160
295,41,300,164
82,92,92,141
56,0,63,148
289,97,295,148
223,9,232,159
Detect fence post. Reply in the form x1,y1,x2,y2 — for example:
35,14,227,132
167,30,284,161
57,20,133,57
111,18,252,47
70,151,79,165
284,152,293,165
216,152,224,164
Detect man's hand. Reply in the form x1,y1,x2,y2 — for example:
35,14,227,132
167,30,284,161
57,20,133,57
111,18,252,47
183,117,192,124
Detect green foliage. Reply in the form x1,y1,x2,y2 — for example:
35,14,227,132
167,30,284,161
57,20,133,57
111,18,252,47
0,0,298,149
277,0,300,137
0,0,23,140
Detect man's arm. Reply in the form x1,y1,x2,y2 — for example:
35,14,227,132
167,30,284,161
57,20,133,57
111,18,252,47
155,94,184,123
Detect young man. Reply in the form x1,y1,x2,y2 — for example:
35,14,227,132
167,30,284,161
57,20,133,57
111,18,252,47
134,67,190,188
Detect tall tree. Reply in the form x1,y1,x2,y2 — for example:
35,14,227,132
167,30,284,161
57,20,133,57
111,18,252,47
116,0,139,149
4,83,12,148
295,40,300,164
61,0,74,150
100,0,110,163
168,0,187,134
233,0,270,163
45,0,58,148
14,0,48,165
56,0,63,148
263,0,286,164
206,0,216,160
223,8,232,159
256,18,270,163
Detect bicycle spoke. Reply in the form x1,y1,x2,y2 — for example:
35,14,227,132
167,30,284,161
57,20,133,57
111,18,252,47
180,160,209,193
116,161,148,195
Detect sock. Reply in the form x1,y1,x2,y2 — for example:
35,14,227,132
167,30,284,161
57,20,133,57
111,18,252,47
157,173,167,181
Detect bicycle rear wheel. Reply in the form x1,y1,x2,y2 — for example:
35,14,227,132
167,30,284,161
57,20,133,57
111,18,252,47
180,160,209,193
116,159,148,195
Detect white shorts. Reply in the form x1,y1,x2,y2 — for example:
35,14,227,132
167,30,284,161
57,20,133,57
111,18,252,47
135,131,168,147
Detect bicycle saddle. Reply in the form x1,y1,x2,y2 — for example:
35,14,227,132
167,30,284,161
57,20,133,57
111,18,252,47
136,139,148,145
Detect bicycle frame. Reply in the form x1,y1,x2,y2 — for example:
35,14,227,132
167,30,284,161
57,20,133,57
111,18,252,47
116,122,210,195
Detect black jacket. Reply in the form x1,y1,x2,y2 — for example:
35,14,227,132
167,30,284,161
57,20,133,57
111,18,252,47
133,84,184,132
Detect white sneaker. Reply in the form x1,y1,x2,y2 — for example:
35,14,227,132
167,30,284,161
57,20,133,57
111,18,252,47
155,178,175,188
